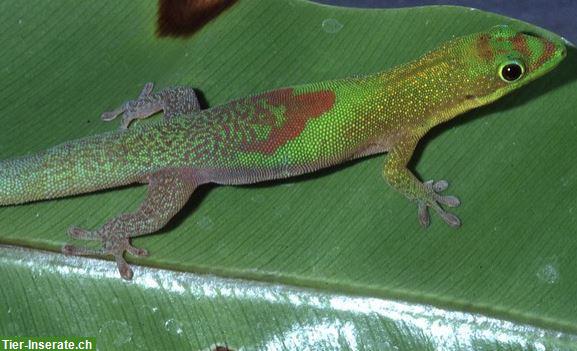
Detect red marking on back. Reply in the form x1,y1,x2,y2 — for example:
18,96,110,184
242,88,336,154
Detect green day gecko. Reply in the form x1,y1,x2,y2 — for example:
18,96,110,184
0,26,566,279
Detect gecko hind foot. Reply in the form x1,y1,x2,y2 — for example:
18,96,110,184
101,82,201,129
418,180,461,228
62,226,148,280
101,82,161,130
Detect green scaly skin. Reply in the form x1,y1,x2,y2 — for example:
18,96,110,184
0,26,566,279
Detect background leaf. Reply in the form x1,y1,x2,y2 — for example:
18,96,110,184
1,0,576,349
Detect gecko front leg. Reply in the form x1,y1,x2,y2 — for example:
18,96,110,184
101,82,201,129
383,136,461,228
62,169,197,279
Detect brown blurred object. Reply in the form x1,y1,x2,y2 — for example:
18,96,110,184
157,0,239,37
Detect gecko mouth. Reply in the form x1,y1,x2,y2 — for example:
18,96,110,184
520,30,541,38
560,44,567,58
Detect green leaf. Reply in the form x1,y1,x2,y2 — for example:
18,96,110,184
1,0,576,349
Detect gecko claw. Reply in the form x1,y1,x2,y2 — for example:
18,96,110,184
439,195,460,207
126,245,149,257
114,255,134,280
101,109,124,122
68,225,97,240
440,211,461,228
62,244,103,256
139,82,154,97
430,180,449,192
418,202,430,228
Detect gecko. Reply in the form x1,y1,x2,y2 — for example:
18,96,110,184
0,26,566,279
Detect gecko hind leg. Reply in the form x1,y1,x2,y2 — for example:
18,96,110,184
101,82,201,130
62,169,197,280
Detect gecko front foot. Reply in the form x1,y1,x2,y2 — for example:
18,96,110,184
417,180,461,228
62,226,148,280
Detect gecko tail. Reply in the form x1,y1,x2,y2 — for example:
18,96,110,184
0,131,135,205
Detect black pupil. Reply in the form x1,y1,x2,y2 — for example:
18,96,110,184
502,64,523,81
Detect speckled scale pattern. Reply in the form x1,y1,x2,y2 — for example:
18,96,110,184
0,26,566,279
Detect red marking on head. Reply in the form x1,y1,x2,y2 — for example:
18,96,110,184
242,88,336,154
535,39,556,68
476,34,493,62
511,33,531,60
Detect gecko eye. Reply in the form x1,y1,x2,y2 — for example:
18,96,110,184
499,60,525,82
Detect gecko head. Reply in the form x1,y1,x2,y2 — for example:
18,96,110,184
458,25,566,104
